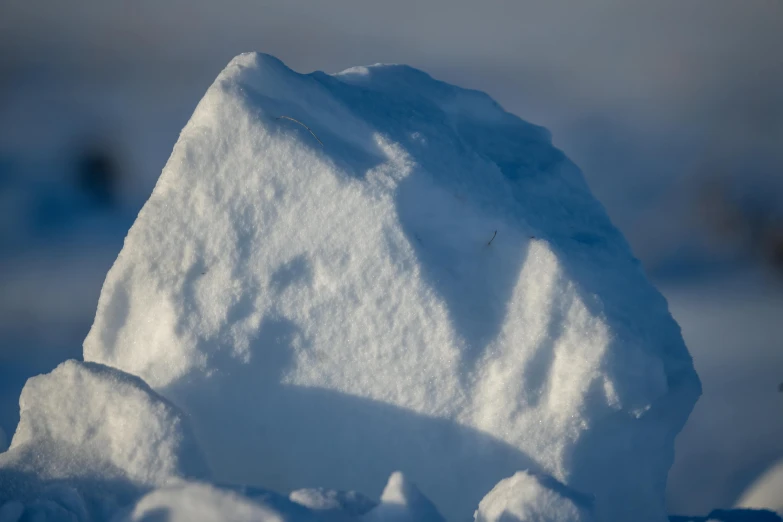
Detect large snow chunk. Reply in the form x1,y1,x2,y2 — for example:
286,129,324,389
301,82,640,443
475,471,593,522
83,52,700,521
0,360,207,488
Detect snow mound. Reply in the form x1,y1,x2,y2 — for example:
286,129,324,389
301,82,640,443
120,482,285,522
290,488,377,520
0,360,208,492
83,52,700,521
475,471,593,522
736,458,783,516
363,472,445,522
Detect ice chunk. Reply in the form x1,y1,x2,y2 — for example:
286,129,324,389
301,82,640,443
475,471,593,522
121,482,285,522
0,360,207,489
363,472,444,522
84,52,700,521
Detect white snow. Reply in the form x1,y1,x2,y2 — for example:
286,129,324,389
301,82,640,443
290,488,377,519
80,52,700,521
0,360,208,492
363,472,445,522
474,471,593,522
735,458,783,515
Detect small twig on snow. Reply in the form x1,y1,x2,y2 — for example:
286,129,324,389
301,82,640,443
487,230,497,246
276,116,324,146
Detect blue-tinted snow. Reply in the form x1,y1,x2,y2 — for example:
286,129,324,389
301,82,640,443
73,53,699,521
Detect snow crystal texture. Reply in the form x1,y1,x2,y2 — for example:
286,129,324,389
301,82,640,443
83,52,700,522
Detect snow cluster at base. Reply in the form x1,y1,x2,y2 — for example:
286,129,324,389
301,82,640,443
0,360,209,520
0,52,702,521
5,360,208,485
474,471,593,522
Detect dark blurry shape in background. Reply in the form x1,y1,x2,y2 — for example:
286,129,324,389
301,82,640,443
74,144,121,209
698,175,783,277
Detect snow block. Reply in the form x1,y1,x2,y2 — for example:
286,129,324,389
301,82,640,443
0,360,208,489
475,471,593,522
83,52,700,521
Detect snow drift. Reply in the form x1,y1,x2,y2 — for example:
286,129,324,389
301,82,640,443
77,52,700,521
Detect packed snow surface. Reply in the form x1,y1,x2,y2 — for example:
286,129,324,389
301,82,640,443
76,52,700,521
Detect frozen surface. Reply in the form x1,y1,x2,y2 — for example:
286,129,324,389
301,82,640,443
0,359,207,506
474,471,593,522
363,472,445,522
83,52,700,521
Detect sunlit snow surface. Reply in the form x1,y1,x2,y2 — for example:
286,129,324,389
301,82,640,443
3,53,701,521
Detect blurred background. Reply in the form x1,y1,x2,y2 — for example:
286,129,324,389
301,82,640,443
0,1,781,515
